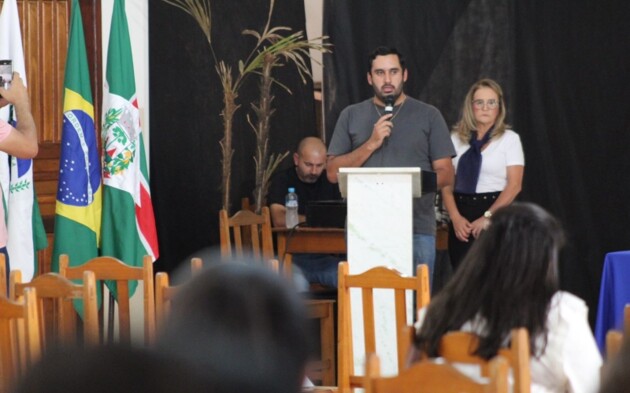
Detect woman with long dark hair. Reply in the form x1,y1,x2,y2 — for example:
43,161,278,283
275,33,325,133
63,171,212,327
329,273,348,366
413,203,601,393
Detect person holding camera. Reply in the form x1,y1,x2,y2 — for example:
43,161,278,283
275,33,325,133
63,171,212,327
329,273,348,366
0,72,38,157
0,71,39,286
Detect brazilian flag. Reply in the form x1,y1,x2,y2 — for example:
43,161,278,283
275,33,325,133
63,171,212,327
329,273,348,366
51,0,101,279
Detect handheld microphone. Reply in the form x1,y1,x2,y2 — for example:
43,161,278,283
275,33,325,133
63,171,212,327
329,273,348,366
383,96,395,146
384,95,395,115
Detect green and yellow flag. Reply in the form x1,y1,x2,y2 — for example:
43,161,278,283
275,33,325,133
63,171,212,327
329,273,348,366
51,0,101,275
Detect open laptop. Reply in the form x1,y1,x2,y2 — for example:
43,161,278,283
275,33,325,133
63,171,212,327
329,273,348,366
305,200,347,228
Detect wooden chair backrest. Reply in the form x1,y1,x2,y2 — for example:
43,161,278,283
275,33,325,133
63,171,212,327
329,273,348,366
0,288,42,391
438,328,531,393
219,207,274,262
154,271,178,333
606,330,623,361
337,261,430,392
190,257,203,276
0,253,6,296
10,271,99,348
156,257,217,331
266,258,280,273
604,304,630,362
58,254,155,346
364,352,509,393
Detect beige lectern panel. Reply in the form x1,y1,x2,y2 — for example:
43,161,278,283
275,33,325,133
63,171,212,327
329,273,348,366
340,167,418,378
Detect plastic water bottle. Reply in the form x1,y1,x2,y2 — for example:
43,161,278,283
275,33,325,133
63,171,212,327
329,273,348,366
285,187,299,228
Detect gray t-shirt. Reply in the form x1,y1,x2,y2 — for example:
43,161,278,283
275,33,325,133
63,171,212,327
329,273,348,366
328,97,455,235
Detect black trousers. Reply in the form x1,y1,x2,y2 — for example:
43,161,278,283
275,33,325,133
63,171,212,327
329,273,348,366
448,192,500,272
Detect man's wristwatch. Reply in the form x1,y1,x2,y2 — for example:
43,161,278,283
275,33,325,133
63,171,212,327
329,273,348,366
483,210,493,219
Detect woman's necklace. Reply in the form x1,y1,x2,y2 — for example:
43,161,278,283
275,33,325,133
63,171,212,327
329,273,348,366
373,97,406,122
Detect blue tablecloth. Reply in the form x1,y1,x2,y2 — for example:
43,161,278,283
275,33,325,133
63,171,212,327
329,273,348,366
595,251,630,353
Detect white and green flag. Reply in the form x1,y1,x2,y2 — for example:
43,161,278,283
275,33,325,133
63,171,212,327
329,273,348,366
0,0,47,281
101,0,159,298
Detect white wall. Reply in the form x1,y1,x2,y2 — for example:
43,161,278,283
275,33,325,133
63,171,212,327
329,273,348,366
304,0,324,83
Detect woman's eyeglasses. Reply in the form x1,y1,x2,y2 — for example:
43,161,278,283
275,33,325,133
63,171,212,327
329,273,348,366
472,99,499,109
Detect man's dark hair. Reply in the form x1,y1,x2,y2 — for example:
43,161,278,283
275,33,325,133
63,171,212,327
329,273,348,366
368,46,406,72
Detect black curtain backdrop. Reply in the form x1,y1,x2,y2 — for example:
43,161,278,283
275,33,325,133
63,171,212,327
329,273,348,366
323,0,630,324
149,0,316,272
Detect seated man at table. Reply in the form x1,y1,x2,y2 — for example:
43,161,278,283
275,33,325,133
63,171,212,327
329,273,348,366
268,136,343,288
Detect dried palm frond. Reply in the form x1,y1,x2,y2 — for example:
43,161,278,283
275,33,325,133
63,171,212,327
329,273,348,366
163,0,332,213
161,0,217,63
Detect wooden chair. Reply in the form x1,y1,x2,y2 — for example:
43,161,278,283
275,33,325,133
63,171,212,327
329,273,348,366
156,258,204,332
0,253,6,296
364,352,509,393
337,261,431,392
305,298,337,386
263,255,334,385
155,272,176,333
58,254,155,346
0,287,42,391
190,257,203,276
606,330,623,361
266,258,280,273
10,270,99,348
219,206,274,262
437,328,531,393
605,304,630,361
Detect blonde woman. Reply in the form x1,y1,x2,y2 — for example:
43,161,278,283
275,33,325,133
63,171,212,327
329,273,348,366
443,79,524,271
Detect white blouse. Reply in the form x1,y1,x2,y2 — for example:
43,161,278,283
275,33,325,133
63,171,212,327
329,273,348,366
417,291,602,393
452,130,524,193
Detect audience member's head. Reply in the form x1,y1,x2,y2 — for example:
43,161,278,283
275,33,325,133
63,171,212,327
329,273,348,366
14,344,209,393
156,262,310,393
294,136,327,183
415,202,565,359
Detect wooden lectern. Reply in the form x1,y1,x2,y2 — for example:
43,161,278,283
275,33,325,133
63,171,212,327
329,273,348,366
338,167,421,377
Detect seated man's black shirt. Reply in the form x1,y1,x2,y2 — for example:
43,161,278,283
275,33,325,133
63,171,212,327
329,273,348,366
268,167,341,215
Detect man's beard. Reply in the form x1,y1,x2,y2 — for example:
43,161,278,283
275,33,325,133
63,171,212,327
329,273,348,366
301,174,318,183
297,169,319,183
375,83,404,103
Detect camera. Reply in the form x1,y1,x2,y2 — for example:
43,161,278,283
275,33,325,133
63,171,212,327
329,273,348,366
0,60,13,92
